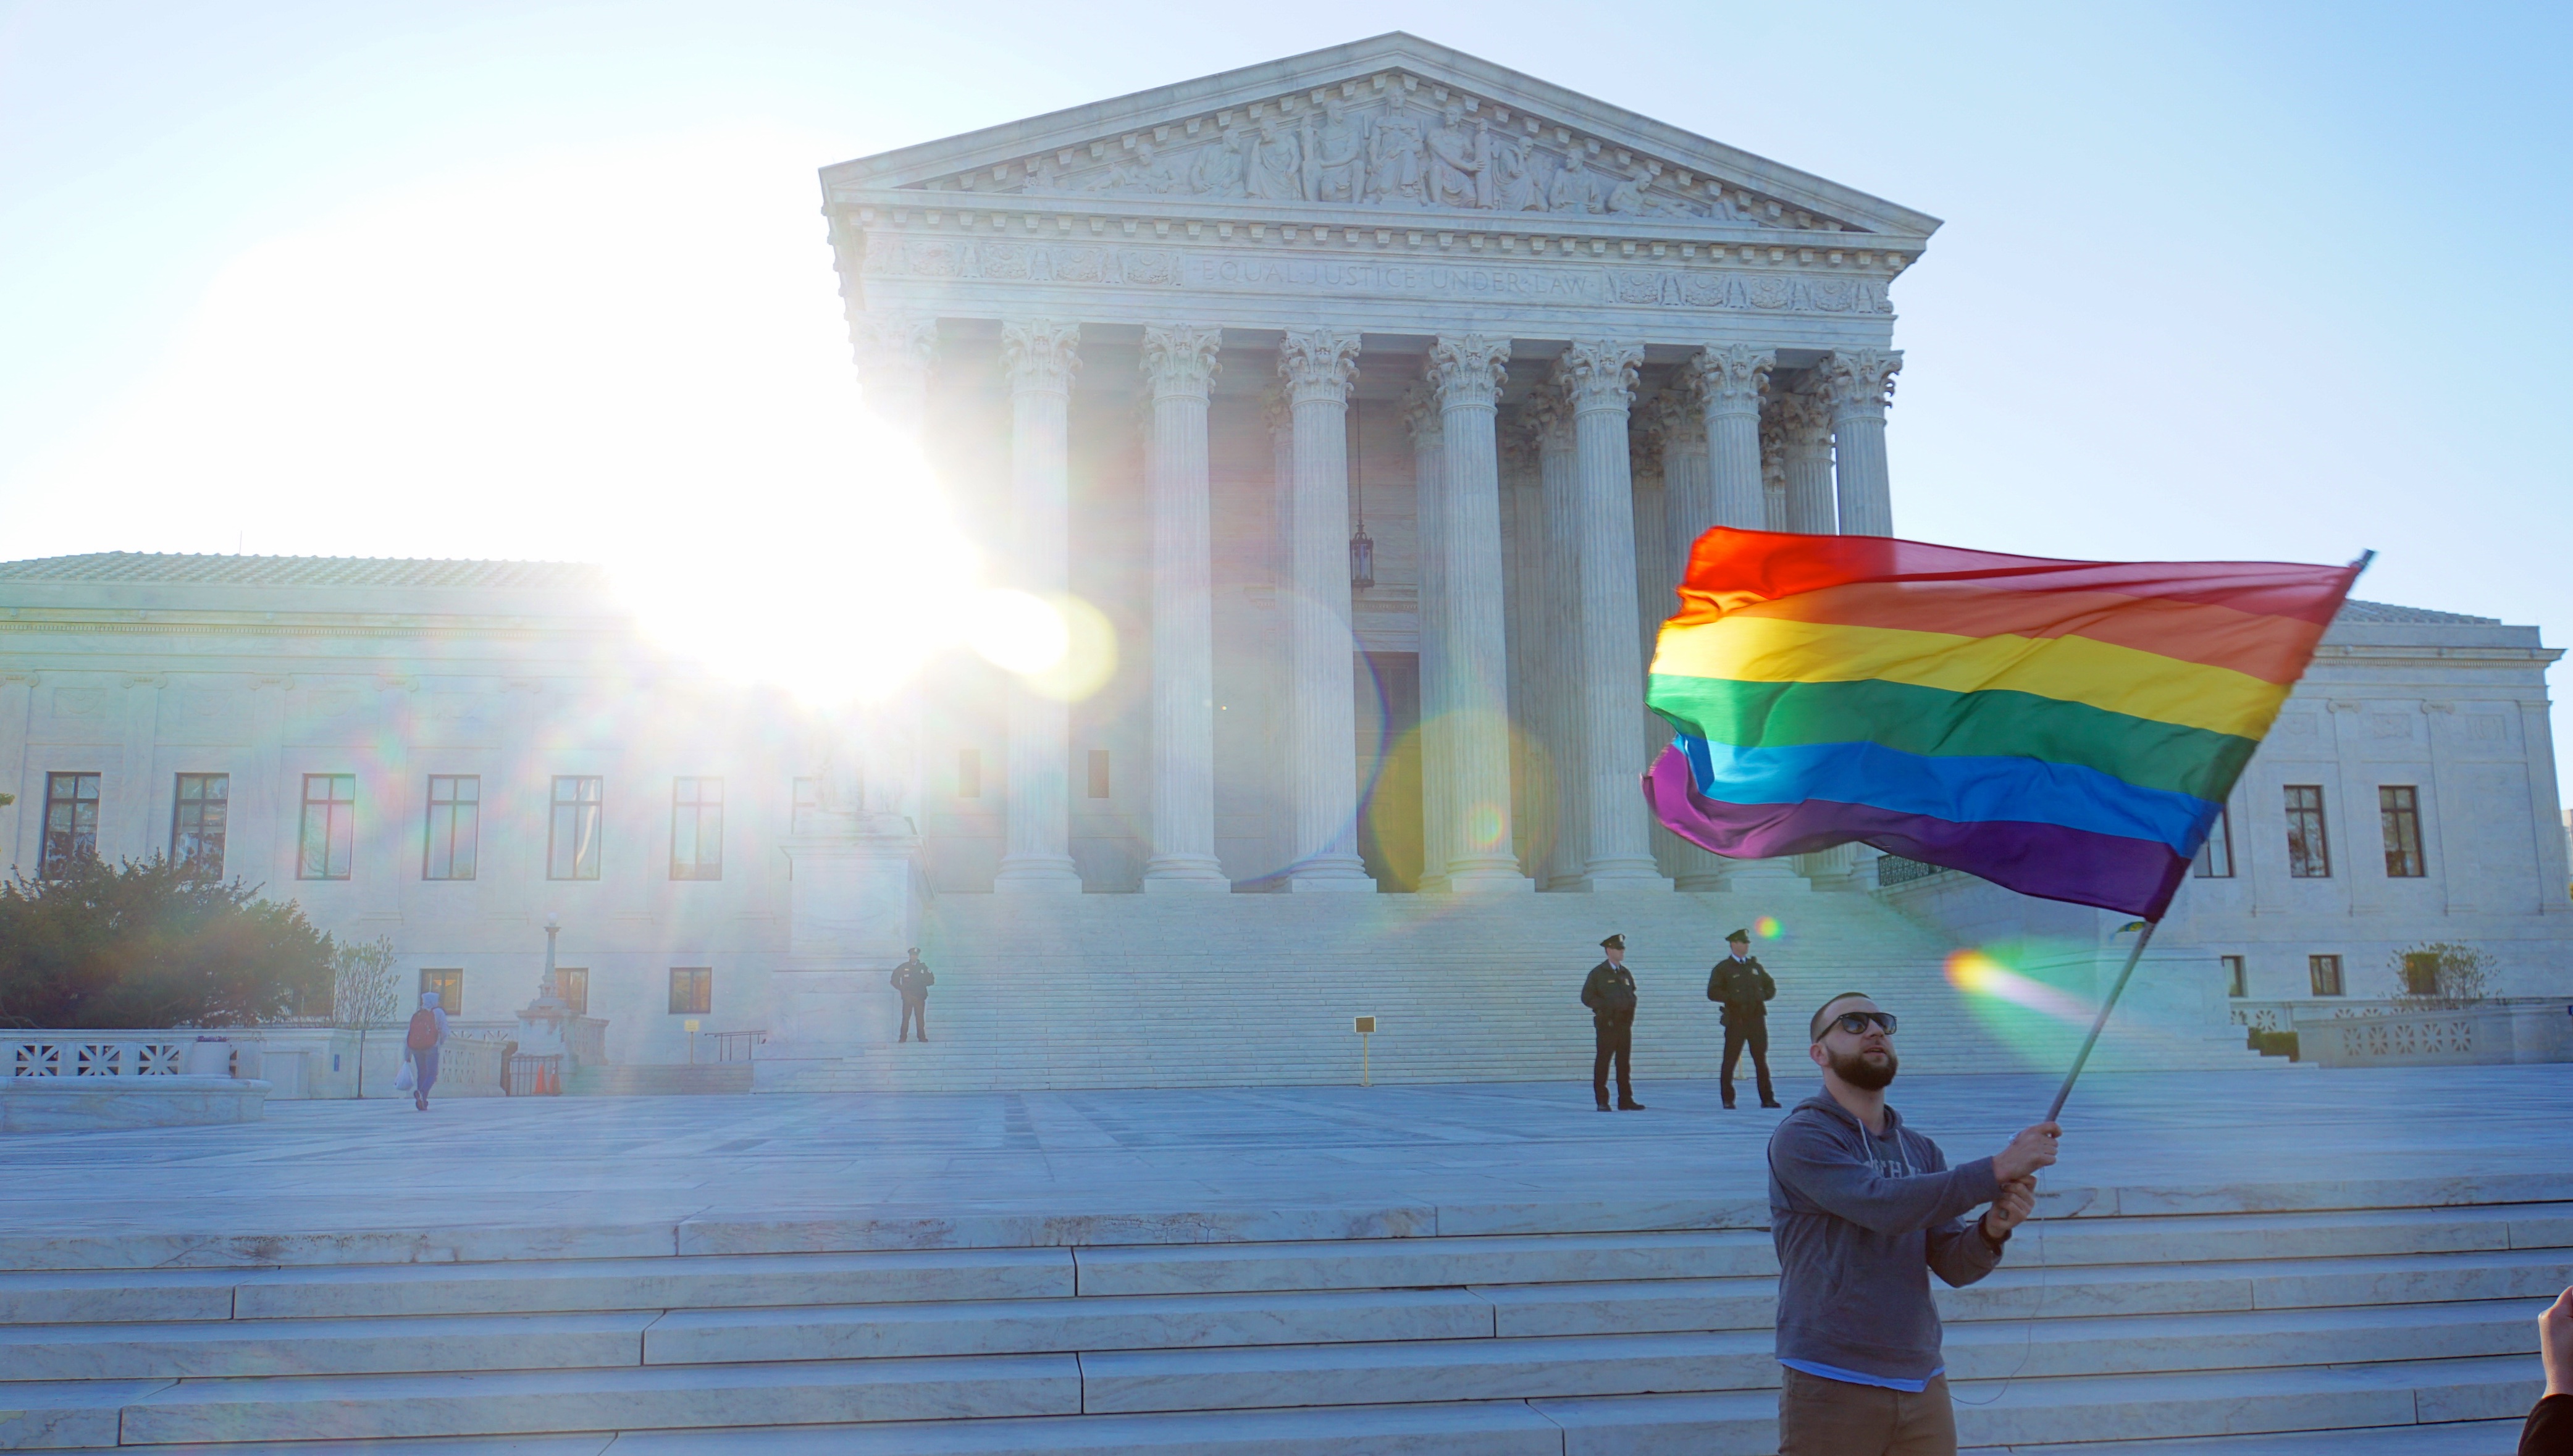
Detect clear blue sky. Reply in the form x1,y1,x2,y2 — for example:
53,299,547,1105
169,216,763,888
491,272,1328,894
3,2,2568,794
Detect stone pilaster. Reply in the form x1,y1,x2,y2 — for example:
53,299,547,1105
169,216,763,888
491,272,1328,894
1817,348,1902,537
1139,324,1229,892
993,319,1083,893
1277,328,1374,891
1403,387,1452,890
1531,395,1585,890
850,311,939,429
1689,345,1773,531
1553,341,1670,892
1759,410,1792,530
1427,335,1532,892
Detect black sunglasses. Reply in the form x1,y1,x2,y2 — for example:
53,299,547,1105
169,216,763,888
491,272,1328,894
1829,1011,1898,1036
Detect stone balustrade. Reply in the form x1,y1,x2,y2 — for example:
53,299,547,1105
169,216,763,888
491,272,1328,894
2232,997,2573,1066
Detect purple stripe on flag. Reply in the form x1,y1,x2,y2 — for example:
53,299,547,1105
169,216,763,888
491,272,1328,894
1642,745,2191,918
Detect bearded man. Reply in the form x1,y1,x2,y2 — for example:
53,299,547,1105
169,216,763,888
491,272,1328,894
1765,992,2061,1455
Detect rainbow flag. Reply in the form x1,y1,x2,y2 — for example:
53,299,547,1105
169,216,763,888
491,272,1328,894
1642,529,2365,918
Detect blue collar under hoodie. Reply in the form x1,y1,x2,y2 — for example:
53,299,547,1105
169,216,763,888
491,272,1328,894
1765,1093,2008,1384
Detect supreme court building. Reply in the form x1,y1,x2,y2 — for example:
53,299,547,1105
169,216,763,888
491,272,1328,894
4,36,2566,1087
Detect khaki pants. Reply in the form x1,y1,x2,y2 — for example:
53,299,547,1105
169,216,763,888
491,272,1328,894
1778,1365,1957,1456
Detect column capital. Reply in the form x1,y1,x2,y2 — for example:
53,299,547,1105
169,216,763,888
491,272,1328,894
1685,343,1774,417
1425,335,1511,411
851,311,938,413
1260,384,1293,443
1279,327,1362,405
1637,388,1700,456
1765,386,1832,445
1815,348,1902,420
1001,319,1081,393
1140,324,1223,400
1552,340,1642,415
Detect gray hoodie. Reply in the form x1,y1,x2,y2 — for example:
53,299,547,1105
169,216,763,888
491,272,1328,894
1766,1093,2007,1384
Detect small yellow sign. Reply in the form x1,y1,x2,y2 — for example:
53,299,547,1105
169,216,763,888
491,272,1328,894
1353,1016,1376,1034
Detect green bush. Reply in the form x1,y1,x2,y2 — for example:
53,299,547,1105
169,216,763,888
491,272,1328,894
0,856,334,1028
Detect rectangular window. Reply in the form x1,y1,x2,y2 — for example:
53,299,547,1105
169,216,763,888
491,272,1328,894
2283,785,2332,878
671,777,723,881
2308,954,2344,997
39,772,101,879
2193,806,2234,879
555,968,589,1017
419,968,462,1015
170,773,230,879
957,747,982,799
422,775,479,881
298,774,357,881
2222,955,2248,998
2379,785,2425,878
668,967,711,1016
548,776,602,881
2401,952,2440,997
1086,748,1111,799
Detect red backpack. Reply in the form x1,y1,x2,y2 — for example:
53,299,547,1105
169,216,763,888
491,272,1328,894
405,1008,440,1050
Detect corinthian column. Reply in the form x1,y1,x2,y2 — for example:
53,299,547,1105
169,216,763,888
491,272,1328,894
1428,335,1533,892
1554,341,1671,892
1689,345,1773,531
1771,387,1837,534
1817,348,1902,537
1139,324,1229,892
1531,396,1585,890
850,311,939,428
1646,388,1729,893
993,320,1083,893
1278,328,1374,891
1403,388,1452,890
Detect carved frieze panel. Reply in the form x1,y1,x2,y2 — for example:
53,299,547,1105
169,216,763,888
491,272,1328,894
859,232,1893,317
887,72,1851,233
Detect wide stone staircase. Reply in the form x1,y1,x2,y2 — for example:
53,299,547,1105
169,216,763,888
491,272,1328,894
4,1190,2559,1452
758,889,2252,1094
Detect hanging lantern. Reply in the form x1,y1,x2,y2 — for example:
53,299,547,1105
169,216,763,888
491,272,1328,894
1349,520,1375,592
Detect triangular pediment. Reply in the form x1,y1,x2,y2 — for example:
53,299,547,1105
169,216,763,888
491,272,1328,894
822,35,1939,243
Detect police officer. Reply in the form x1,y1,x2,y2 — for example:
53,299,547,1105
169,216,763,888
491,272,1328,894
1708,929,1781,1109
1580,934,1645,1111
891,947,933,1044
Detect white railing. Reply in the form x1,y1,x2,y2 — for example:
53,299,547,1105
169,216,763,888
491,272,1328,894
7,1033,201,1077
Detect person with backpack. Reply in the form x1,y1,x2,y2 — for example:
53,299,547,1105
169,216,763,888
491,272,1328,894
403,989,448,1111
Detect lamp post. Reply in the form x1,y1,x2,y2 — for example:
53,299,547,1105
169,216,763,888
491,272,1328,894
541,912,561,1002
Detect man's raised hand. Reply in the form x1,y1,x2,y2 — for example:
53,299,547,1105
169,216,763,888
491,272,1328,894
1983,1176,2036,1241
1993,1121,2062,1183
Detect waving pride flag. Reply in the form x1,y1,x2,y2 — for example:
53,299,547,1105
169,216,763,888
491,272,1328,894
1642,529,2366,920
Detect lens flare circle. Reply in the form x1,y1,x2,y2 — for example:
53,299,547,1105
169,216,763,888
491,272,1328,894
1755,916,1782,940
966,589,1070,674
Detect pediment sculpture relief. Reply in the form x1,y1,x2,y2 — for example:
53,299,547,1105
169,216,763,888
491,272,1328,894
905,80,1845,230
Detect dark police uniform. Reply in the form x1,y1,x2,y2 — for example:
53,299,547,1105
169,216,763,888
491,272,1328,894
1706,935,1779,1108
891,952,933,1043
1580,934,1644,1111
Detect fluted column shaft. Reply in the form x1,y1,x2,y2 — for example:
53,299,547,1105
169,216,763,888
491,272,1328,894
1140,325,1229,891
1651,388,1729,892
994,320,1083,892
1556,341,1670,891
851,311,939,429
1429,336,1532,892
1405,393,1453,889
1692,345,1773,532
1278,329,1374,890
1820,348,1902,538
1533,404,1585,890
1775,390,1837,535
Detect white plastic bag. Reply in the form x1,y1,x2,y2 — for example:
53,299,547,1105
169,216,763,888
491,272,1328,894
393,1060,416,1093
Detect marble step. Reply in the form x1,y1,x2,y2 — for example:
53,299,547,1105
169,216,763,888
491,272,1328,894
1482,1245,2573,1336
1958,1416,2530,1454
644,1286,1493,1365
0,1308,652,1381
0,1247,1073,1325
1529,1355,2543,1455
1073,1228,1777,1297
95,1352,1081,1446
1996,1200,2573,1268
1075,1298,2541,1415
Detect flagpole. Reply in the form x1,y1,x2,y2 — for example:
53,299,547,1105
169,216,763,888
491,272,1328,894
2044,918,2160,1123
